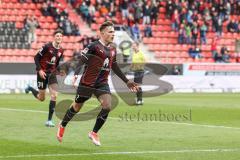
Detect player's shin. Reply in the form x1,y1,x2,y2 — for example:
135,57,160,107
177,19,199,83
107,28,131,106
93,108,110,133
61,106,77,127
136,87,142,101
48,100,56,121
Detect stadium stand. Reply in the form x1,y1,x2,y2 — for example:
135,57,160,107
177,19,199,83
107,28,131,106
0,0,240,64
74,0,240,64
0,0,84,62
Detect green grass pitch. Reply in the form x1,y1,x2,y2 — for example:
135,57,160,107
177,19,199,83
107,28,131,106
0,93,240,160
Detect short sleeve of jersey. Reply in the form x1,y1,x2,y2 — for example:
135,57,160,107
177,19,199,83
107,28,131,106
38,43,49,56
80,43,95,62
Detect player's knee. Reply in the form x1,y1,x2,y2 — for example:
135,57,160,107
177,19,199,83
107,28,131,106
39,96,45,101
73,103,82,112
101,103,111,111
50,93,57,101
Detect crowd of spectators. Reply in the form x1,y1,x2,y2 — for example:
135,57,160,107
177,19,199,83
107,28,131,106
18,0,240,63
67,0,161,42
67,0,239,45
165,0,240,46
211,37,231,62
41,0,80,36
19,0,81,36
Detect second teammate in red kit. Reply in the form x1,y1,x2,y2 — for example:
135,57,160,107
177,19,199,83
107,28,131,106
25,29,64,127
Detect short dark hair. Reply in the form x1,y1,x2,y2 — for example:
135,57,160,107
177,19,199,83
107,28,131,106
54,29,63,35
99,21,114,32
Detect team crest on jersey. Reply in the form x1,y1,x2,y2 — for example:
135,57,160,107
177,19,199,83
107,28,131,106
82,47,89,54
50,56,56,64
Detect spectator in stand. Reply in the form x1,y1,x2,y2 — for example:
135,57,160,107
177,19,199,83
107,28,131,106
225,1,231,20
142,3,151,25
127,14,135,32
61,9,69,18
99,4,109,17
178,23,185,44
166,0,175,18
48,2,59,20
133,2,142,24
211,37,218,58
179,7,187,24
186,10,193,25
87,3,96,26
26,16,39,44
42,2,51,16
72,23,81,36
200,22,207,44
203,11,212,26
191,21,198,46
121,0,129,19
63,19,72,36
108,2,116,17
216,16,223,37
218,0,226,20
144,24,152,38
171,9,179,31
131,23,141,42
191,10,199,23
214,52,223,63
150,2,159,25
185,24,192,44
188,47,202,59
221,46,230,63
237,1,240,15
23,15,31,31
227,19,239,33
79,2,90,22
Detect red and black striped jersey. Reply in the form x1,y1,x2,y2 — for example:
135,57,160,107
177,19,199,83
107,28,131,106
79,40,117,86
35,42,64,73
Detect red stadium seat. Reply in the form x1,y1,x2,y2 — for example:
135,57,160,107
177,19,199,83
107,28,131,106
91,23,98,30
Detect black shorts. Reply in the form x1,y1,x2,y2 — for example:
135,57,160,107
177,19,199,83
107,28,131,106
75,83,111,103
37,72,58,90
134,70,144,84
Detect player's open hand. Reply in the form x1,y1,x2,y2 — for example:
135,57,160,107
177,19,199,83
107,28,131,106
127,81,140,93
38,69,46,79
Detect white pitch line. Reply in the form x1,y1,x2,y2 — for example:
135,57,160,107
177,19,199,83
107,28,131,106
0,108,47,113
1,107,240,130
0,148,239,159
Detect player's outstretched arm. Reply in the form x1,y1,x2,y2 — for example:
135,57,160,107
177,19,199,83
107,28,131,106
112,62,139,92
